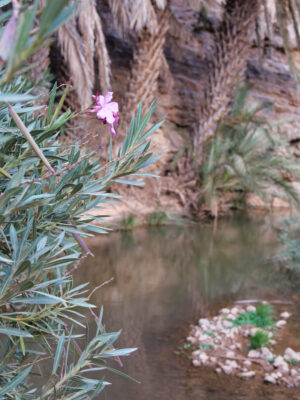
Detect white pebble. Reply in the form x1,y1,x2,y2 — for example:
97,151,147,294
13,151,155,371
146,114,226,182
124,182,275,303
280,312,291,319
276,320,287,328
246,305,256,312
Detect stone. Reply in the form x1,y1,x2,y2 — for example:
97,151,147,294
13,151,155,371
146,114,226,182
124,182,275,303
192,359,201,367
269,340,276,346
199,318,210,328
231,307,240,315
284,347,300,363
220,363,234,376
246,305,256,312
226,351,235,358
239,371,256,380
220,308,230,315
250,327,259,336
223,320,232,329
261,347,274,360
273,356,289,375
276,320,287,328
264,374,277,384
280,311,291,319
248,350,260,358
227,313,235,320
216,368,222,374
225,360,238,369
210,357,217,364
235,342,242,351
243,360,252,368
187,336,197,345
199,352,209,363
273,356,285,368
291,369,298,377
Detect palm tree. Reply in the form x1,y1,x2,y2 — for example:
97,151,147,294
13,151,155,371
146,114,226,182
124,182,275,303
108,0,170,134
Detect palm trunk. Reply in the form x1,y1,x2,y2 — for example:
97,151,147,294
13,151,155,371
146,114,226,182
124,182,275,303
193,0,260,169
119,8,170,135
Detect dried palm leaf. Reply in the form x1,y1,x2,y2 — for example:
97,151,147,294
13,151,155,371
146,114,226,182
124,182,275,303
108,0,167,34
78,0,111,94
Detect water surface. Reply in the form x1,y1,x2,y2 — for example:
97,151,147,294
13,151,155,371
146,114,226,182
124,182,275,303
77,215,300,400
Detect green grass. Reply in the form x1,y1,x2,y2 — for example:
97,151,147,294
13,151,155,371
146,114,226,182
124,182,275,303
286,358,299,365
121,213,137,230
232,305,275,328
204,331,216,337
249,331,270,349
148,211,167,226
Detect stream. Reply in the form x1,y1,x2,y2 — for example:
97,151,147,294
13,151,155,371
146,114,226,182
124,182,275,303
77,214,300,400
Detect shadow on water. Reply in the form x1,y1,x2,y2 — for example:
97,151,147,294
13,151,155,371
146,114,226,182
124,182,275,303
76,214,300,400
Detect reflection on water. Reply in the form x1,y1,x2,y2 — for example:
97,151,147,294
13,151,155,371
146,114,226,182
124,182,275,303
76,215,300,400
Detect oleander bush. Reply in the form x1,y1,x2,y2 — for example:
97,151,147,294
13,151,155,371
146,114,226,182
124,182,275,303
0,1,162,398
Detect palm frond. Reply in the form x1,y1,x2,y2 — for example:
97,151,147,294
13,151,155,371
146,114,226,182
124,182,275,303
108,0,167,34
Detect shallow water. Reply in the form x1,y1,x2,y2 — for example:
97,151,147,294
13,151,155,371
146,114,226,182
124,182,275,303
77,215,300,400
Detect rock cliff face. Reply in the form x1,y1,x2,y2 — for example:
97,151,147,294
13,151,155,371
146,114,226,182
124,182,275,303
99,0,300,155
95,1,300,217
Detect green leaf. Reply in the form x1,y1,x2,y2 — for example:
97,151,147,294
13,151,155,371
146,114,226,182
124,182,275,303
0,93,36,102
17,194,55,210
0,326,33,338
0,366,32,396
52,332,65,375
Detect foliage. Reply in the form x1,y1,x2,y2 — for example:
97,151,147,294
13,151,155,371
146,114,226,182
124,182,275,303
286,358,300,365
148,211,167,227
201,87,300,215
232,305,275,328
277,217,300,271
0,1,162,398
249,331,270,349
121,214,137,230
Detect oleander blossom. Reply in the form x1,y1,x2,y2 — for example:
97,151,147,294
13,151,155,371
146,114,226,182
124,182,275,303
87,91,119,136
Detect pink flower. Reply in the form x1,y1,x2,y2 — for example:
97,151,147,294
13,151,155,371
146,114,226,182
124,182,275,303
88,92,119,136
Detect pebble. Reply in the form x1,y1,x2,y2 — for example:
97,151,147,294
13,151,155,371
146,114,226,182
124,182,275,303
248,350,260,358
225,360,238,369
187,336,197,345
231,307,240,315
239,371,256,380
192,359,201,367
280,312,291,319
276,320,287,328
226,351,235,358
273,356,285,368
220,363,234,375
216,368,222,374
278,362,290,375
274,356,289,375
261,347,273,360
199,352,209,363
243,360,252,368
220,308,230,315
284,347,300,363
246,305,256,312
291,369,298,377
223,320,232,329
250,327,259,336
227,313,235,320
264,374,277,384
199,318,210,328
